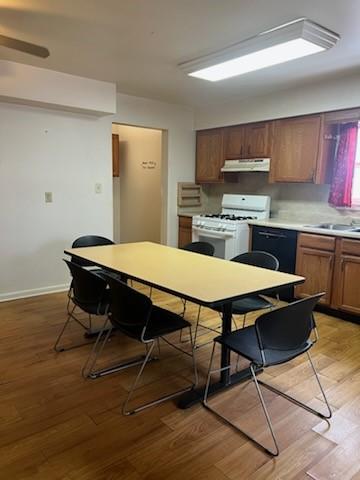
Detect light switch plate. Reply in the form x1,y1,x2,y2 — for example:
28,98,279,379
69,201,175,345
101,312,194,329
95,183,102,194
45,192,53,203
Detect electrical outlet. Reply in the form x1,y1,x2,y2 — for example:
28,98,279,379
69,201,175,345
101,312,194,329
95,183,102,194
45,192,53,203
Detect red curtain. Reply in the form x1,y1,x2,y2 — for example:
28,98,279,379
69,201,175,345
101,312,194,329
329,122,358,208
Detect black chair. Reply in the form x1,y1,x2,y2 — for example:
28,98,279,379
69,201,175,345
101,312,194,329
54,260,111,352
84,276,198,414
203,293,332,456
71,234,114,267
212,251,280,329
191,251,279,349
182,241,215,256
66,235,115,300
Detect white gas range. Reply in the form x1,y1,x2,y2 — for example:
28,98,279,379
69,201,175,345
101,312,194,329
192,194,270,260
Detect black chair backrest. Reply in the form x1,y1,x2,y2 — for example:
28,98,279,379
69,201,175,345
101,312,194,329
182,241,215,257
64,259,108,309
71,235,114,266
255,293,324,352
231,251,279,271
107,277,152,331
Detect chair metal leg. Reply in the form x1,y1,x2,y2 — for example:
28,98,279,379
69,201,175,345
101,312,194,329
250,363,280,456
54,305,93,352
188,326,199,387
242,313,247,329
81,316,112,378
203,343,279,456
194,305,202,346
258,351,332,420
192,307,224,349
122,326,198,415
84,326,155,379
179,299,187,343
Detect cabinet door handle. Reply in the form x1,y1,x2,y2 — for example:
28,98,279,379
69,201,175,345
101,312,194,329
341,258,345,271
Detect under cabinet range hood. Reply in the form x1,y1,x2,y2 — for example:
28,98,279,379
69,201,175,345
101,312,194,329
221,158,270,172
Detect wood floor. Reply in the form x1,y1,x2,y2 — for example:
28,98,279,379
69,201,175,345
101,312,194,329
1,285,360,479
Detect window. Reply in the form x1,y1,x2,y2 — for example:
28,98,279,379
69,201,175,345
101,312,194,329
352,124,360,207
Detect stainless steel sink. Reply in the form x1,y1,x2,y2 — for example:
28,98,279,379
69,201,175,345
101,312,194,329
306,223,359,231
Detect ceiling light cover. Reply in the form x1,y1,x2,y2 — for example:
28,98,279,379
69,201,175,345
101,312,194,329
179,19,339,81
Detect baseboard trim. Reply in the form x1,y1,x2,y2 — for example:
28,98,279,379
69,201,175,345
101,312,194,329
0,283,70,303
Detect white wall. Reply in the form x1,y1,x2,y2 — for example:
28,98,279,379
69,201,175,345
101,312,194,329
0,101,113,301
112,125,162,244
195,71,360,129
0,60,116,116
112,94,195,247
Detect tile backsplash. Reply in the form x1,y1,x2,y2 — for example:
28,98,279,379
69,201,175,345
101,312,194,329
201,173,360,224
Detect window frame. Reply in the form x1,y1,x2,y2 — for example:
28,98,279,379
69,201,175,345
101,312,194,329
351,124,360,208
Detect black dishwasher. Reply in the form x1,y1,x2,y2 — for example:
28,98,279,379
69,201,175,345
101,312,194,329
251,225,298,301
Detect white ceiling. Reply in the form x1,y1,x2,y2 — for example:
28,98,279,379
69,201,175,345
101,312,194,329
0,0,360,107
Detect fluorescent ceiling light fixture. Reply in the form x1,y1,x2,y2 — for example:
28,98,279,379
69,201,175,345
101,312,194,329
179,19,340,81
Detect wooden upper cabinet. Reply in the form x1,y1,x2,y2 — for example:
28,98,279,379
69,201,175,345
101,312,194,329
245,122,273,158
224,125,246,159
112,133,120,177
196,128,224,184
224,121,273,159
270,115,321,183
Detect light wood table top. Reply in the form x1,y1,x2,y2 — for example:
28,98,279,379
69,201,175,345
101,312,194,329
65,241,304,306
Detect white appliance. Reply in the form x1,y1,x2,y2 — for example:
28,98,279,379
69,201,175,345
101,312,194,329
221,158,270,172
192,194,270,260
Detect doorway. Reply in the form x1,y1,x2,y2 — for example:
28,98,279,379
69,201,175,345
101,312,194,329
112,124,164,244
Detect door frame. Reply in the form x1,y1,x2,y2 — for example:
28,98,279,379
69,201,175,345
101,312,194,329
111,122,168,245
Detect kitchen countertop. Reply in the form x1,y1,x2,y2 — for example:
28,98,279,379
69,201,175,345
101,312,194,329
178,212,204,218
248,219,360,240
178,213,360,239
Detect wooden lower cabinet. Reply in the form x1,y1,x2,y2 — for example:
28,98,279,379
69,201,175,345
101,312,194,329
296,234,360,314
178,216,192,248
334,255,360,314
332,239,360,314
295,246,334,305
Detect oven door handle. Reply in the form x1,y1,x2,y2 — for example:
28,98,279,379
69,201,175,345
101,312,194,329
192,226,236,239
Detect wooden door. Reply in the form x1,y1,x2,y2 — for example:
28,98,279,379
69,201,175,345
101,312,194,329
196,129,224,183
224,125,246,159
178,216,192,248
245,122,273,158
334,255,360,314
295,247,334,305
112,133,120,177
270,115,321,183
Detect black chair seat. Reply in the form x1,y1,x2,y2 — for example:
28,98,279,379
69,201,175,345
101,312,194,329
215,325,313,367
111,305,191,341
74,289,111,315
213,295,273,315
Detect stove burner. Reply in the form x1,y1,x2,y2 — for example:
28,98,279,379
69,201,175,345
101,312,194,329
202,214,256,221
